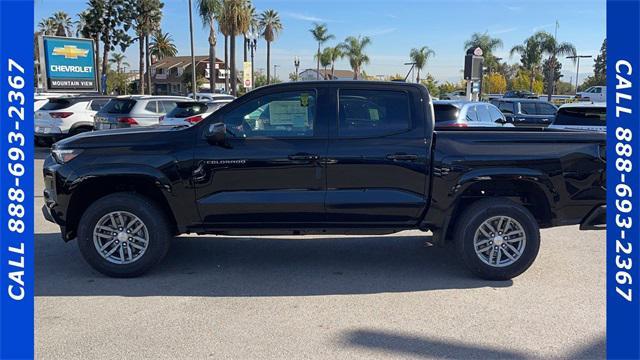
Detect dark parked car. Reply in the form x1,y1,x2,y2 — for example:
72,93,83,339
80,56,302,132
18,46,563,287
503,90,539,99
490,99,558,127
43,81,606,280
433,100,512,128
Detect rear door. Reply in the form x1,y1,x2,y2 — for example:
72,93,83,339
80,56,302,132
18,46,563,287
516,102,552,127
325,85,430,226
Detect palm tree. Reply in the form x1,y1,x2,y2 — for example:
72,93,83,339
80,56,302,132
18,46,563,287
134,0,163,94
74,11,88,37
38,18,58,35
197,0,221,93
150,30,178,60
109,53,129,73
51,11,73,37
510,32,546,92
309,23,334,80
217,6,230,93
464,32,503,69
259,9,283,84
316,48,332,79
324,46,343,79
339,36,371,80
538,31,576,100
218,0,251,95
409,46,435,83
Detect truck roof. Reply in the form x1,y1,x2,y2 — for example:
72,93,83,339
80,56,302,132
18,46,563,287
258,80,428,91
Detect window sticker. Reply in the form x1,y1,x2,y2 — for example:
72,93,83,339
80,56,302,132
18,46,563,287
269,100,308,127
369,108,380,121
300,93,309,107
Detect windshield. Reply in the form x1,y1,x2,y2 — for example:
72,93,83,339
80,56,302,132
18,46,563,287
433,104,460,122
554,107,606,126
166,102,209,118
101,99,136,114
40,98,72,110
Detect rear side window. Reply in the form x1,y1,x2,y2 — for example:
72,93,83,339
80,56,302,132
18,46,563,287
498,101,514,114
433,104,459,122
465,106,478,122
167,102,208,118
520,102,537,115
536,103,557,116
89,99,110,111
159,101,178,113
145,101,159,113
554,107,606,126
40,98,72,110
338,89,410,137
101,99,136,114
476,104,492,123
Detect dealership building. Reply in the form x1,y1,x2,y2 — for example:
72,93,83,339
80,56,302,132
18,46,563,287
148,55,230,95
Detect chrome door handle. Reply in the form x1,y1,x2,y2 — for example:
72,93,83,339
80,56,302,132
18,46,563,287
288,153,319,161
386,153,418,161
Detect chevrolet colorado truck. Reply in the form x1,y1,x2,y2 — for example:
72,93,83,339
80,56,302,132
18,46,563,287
42,81,606,280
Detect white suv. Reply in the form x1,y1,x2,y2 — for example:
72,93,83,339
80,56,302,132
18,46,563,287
35,96,113,146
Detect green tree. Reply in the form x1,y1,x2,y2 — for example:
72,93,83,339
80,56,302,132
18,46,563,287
316,47,332,78
133,0,163,94
409,46,435,83
109,53,129,73
580,38,607,89
219,0,251,95
310,23,334,80
150,30,178,60
78,5,103,86
538,30,576,100
438,82,458,96
106,69,129,94
512,71,543,93
510,32,546,92
419,73,439,98
97,0,135,85
324,46,343,79
259,9,283,84
38,17,58,35
182,65,206,91
464,32,503,70
50,11,73,36
197,0,221,92
484,73,507,94
555,81,574,95
542,57,562,95
339,36,371,80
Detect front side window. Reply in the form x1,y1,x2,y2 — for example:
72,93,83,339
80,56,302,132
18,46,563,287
488,106,505,122
476,104,492,123
498,101,514,114
536,103,557,116
222,91,316,138
465,106,478,122
338,89,410,137
520,102,536,115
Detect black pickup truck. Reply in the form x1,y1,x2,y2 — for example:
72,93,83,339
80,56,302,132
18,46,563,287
42,81,606,280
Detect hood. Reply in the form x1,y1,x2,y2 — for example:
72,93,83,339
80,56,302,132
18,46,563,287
53,125,192,149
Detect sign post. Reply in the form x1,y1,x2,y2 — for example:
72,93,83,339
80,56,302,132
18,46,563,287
464,47,484,101
38,35,98,93
243,61,253,90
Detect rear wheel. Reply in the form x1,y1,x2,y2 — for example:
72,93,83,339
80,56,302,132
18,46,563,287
77,193,172,277
455,198,540,280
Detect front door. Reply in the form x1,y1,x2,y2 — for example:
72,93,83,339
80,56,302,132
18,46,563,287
193,87,328,227
325,86,431,226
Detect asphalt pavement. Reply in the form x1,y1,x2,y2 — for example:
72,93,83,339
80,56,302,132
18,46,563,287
34,147,605,359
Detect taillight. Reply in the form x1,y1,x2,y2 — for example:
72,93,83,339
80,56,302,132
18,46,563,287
185,115,203,124
159,115,165,122
118,117,138,125
50,112,73,118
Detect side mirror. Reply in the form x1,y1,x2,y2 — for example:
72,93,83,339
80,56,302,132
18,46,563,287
206,122,227,145
495,117,507,124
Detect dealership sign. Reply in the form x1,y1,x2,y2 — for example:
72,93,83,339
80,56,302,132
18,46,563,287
39,36,98,92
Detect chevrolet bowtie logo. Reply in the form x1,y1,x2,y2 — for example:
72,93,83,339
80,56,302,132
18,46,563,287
52,45,89,59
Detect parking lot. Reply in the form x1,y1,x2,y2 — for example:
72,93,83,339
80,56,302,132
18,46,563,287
34,147,605,359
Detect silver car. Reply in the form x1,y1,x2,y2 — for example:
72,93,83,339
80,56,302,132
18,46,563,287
94,95,192,129
433,100,513,128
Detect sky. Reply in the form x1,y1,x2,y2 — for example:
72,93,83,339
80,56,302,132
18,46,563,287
35,0,606,84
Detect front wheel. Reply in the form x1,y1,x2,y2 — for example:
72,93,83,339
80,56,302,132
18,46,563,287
77,193,172,277
455,198,540,280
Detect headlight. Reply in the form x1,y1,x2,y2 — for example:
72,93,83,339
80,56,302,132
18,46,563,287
52,149,83,164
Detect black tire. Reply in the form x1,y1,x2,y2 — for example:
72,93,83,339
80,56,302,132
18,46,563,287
77,192,172,277
454,198,540,280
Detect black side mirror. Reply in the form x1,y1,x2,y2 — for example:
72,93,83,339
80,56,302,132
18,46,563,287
494,117,507,124
206,122,227,146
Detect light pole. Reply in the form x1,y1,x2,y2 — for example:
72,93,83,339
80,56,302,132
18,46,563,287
294,57,300,81
273,64,280,83
403,62,416,82
566,54,592,94
247,27,258,89
187,0,197,99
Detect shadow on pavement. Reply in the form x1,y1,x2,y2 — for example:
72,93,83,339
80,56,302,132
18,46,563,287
35,233,512,297
341,329,605,359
